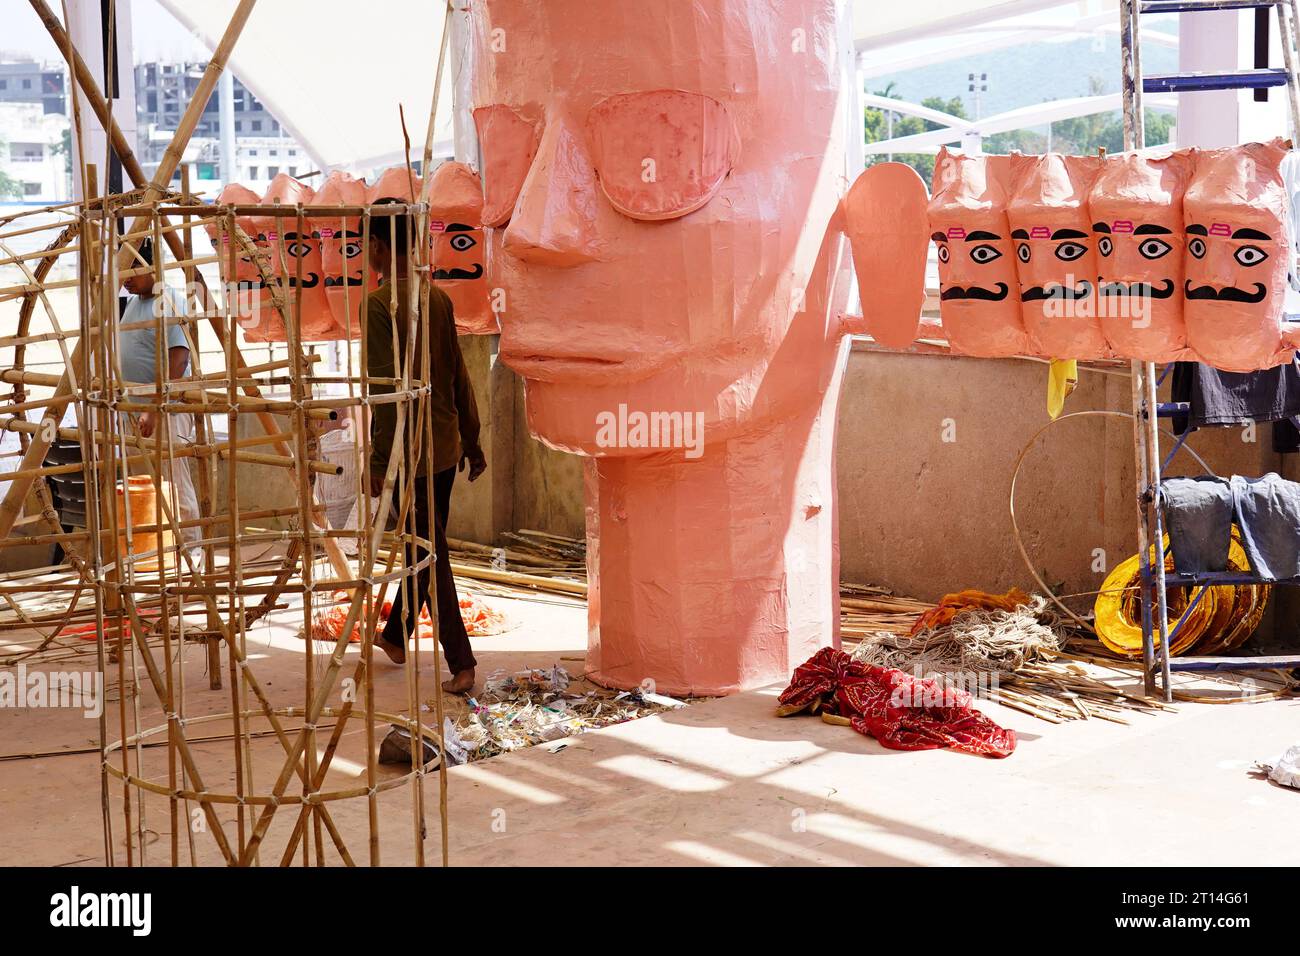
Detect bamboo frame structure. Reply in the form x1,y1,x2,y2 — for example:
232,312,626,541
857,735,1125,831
0,0,457,867
1,186,448,866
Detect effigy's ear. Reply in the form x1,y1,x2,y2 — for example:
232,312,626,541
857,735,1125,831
842,162,930,349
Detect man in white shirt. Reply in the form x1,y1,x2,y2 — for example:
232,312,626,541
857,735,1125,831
119,239,200,548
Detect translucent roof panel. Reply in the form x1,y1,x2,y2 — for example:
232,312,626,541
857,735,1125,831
157,0,454,173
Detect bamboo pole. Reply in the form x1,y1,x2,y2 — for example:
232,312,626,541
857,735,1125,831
0,0,261,545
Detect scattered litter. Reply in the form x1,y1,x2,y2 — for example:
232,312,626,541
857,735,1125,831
1257,743,1300,790
436,664,694,762
440,717,470,767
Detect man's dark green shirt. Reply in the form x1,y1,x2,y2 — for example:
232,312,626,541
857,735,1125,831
364,278,481,479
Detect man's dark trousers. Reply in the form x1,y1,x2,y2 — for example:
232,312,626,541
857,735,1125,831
380,466,476,674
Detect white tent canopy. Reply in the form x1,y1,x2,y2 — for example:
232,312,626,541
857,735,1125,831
152,0,1102,175
852,0,1111,51
156,0,455,175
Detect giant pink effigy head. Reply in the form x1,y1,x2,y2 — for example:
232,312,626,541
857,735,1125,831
471,0,848,454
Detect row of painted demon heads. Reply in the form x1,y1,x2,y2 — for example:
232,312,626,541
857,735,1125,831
206,163,494,342
929,138,1298,371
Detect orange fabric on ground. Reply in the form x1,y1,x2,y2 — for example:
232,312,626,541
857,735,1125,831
307,590,507,643
910,587,1032,635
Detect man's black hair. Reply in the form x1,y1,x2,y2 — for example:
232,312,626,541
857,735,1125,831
132,237,154,267
369,197,411,259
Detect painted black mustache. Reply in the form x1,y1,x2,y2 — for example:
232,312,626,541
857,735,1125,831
1022,280,1092,302
432,264,484,281
1185,280,1267,303
235,273,321,291
1099,278,1176,299
324,274,366,287
941,282,1009,302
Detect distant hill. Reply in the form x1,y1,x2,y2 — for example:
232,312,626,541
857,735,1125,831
868,34,1180,120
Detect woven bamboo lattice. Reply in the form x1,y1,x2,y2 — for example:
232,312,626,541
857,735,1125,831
0,0,459,867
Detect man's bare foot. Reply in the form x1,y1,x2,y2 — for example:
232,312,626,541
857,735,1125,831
442,668,475,695
375,636,406,665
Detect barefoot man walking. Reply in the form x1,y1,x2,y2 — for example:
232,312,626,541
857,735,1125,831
364,201,485,694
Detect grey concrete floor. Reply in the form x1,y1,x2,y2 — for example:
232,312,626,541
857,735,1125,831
0,588,1296,867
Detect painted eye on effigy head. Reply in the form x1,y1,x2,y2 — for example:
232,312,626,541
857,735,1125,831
450,233,478,252
1139,238,1172,260
1189,237,1207,259
1054,240,1087,262
1098,236,1113,257
1017,243,1030,263
1235,245,1269,266
936,243,950,263
969,244,1002,264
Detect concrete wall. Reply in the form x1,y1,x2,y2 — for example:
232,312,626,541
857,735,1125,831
9,331,1288,645
446,337,1293,642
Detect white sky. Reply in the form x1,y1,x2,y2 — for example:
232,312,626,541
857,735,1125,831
1,0,211,64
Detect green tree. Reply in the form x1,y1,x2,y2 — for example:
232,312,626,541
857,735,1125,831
987,77,1175,156
0,141,21,199
864,74,1176,185
864,83,968,183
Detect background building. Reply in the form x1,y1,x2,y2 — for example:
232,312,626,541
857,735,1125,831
0,103,69,203
0,58,66,114
134,60,310,190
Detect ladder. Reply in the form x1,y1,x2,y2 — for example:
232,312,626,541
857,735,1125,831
1120,0,1300,701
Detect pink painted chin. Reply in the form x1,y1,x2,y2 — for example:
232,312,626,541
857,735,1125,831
502,349,674,386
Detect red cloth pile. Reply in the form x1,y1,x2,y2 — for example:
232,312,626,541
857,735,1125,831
776,647,1017,758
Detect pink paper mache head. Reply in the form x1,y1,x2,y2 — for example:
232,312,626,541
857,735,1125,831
471,0,847,456
1008,153,1109,359
1183,139,1293,371
1088,150,1193,363
427,161,495,335
928,149,1030,357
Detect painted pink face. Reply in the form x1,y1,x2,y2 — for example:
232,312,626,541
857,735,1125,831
1011,223,1097,307
1095,216,1182,309
932,223,1017,306
471,0,844,453
1183,220,1279,306
924,151,1027,357
1007,154,1107,358
427,161,494,334
311,171,371,336
1182,140,1291,370
206,184,263,315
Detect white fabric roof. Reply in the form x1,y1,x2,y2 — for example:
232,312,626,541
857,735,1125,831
852,0,1108,50
155,0,1091,174
156,0,454,174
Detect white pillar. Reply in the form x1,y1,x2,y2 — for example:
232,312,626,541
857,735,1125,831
450,1,478,167
65,0,137,197
219,69,236,186
1177,7,1287,148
